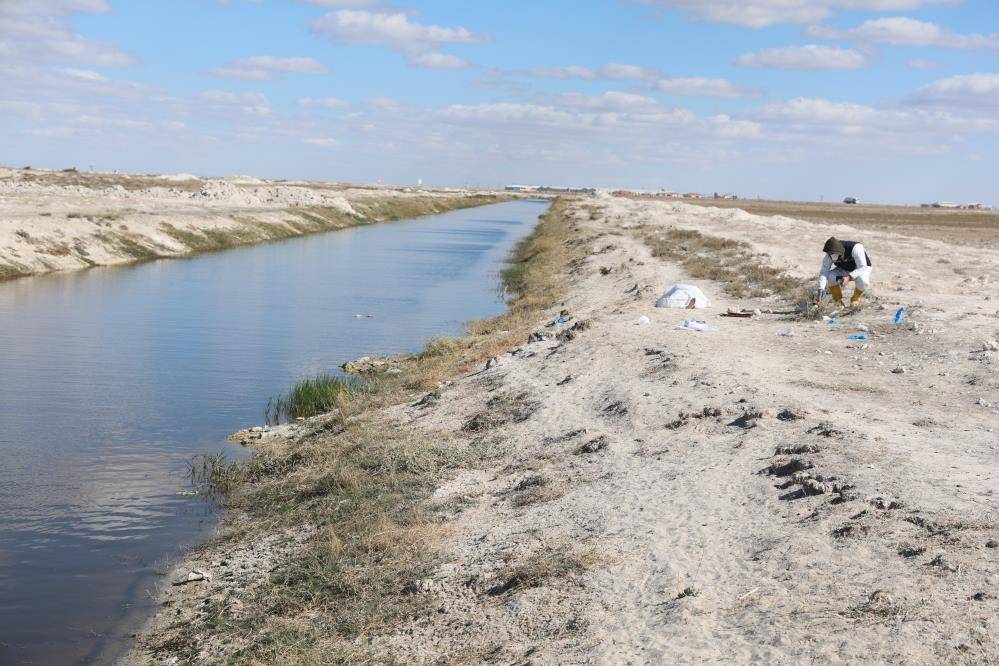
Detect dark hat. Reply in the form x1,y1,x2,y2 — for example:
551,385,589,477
823,237,845,255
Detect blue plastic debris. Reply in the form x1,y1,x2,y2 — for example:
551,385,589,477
893,307,907,324
847,333,869,340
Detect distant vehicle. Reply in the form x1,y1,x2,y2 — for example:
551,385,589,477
843,197,858,204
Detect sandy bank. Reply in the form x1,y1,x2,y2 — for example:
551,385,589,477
129,197,998,664
0,167,511,280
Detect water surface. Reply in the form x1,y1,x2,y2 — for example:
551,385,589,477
0,199,547,664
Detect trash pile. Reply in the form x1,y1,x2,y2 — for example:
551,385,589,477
656,283,710,309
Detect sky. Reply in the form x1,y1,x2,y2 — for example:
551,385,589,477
1,0,997,203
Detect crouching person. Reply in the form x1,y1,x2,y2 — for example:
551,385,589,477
817,237,872,307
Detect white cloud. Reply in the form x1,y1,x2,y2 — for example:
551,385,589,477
208,56,328,81
57,67,109,81
737,45,869,69
807,18,999,50
907,73,999,108
309,10,489,53
712,115,763,138
638,0,958,28
0,0,135,66
407,52,471,69
751,96,999,135
655,77,760,97
515,63,663,80
297,96,349,109
197,90,271,116
298,0,380,6
538,91,661,111
304,137,342,147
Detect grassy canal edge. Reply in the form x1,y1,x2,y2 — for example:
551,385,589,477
128,198,582,663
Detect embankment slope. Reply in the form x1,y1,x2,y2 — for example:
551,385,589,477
0,167,509,280
131,196,998,664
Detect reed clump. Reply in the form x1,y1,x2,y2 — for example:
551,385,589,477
265,373,363,425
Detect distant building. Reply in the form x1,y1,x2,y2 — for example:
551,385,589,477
843,197,858,204
505,184,595,195
683,192,703,199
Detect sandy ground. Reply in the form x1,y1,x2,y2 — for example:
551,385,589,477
373,196,999,663
0,167,502,279
130,196,998,664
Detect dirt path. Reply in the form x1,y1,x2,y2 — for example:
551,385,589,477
372,197,999,663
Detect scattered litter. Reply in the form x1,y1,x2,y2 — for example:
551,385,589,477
721,308,754,318
675,319,716,332
847,333,869,340
545,310,572,327
527,330,554,343
893,307,907,324
636,315,651,326
777,327,796,337
656,283,710,309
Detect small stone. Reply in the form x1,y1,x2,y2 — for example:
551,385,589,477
928,555,959,573
891,366,906,374
174,569,211,586
485,356,501,370
802,479,831,495
986,540,998,548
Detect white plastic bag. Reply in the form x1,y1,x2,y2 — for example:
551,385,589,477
656,283,710,309
675,319,716,332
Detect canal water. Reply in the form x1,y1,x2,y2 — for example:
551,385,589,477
0,199,548,664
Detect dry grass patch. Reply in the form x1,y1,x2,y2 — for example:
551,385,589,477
642,226,809,302
152,420,487,663
486,546,596,597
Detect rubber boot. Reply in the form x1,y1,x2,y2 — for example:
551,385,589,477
850,289,864,306
829,285,846,307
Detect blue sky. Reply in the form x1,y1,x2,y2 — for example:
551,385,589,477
1,0,998,202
